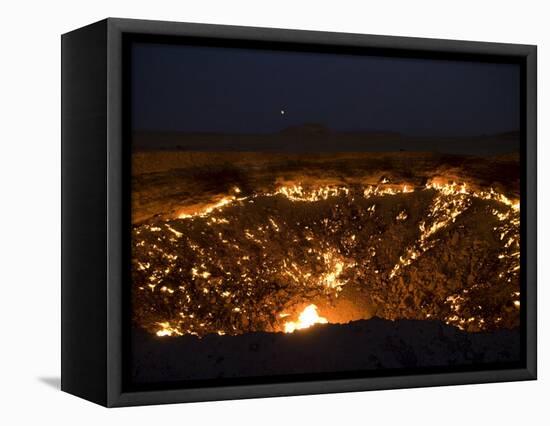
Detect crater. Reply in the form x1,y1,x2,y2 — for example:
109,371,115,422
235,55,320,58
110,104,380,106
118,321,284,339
132,169,520,338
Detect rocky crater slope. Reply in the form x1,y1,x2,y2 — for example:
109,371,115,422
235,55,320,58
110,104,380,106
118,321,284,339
131,152,520,338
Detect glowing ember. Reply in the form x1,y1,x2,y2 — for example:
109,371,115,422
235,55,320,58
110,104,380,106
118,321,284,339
155,321,183,337
275,184,349,202
283,304,328,333
177,196,238,219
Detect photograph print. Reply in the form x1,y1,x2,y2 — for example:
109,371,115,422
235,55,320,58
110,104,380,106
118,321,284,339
127,38,523,388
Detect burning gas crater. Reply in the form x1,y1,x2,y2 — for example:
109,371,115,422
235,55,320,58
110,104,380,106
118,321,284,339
132,180,520,338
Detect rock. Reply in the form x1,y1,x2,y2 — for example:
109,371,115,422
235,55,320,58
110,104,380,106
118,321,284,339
451,232,459,245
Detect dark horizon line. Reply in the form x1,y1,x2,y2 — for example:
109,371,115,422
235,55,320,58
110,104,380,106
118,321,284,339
131,126,521,140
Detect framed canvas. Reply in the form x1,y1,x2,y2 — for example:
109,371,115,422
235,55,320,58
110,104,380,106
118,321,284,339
61,18,537,407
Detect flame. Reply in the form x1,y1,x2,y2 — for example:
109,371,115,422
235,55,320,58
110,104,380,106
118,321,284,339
320,251,349,291
155,321,183,337
274,184,349,202
283,304,328,333
177,196,237,219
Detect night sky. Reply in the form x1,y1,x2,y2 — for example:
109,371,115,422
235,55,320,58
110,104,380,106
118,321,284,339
131,42,520,137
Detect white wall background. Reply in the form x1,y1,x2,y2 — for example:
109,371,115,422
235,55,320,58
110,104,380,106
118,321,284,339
0,0,546,423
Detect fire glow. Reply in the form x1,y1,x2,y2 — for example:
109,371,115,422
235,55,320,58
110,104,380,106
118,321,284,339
283,304,328,333
132,180,520,338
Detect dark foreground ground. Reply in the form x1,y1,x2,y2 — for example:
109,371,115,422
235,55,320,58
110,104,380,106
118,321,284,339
131,318,520,384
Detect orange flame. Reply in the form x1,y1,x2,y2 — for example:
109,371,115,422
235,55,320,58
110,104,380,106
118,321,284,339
283,304,328,333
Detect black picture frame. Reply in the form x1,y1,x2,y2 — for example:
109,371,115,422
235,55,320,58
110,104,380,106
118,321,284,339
61,17,537,407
